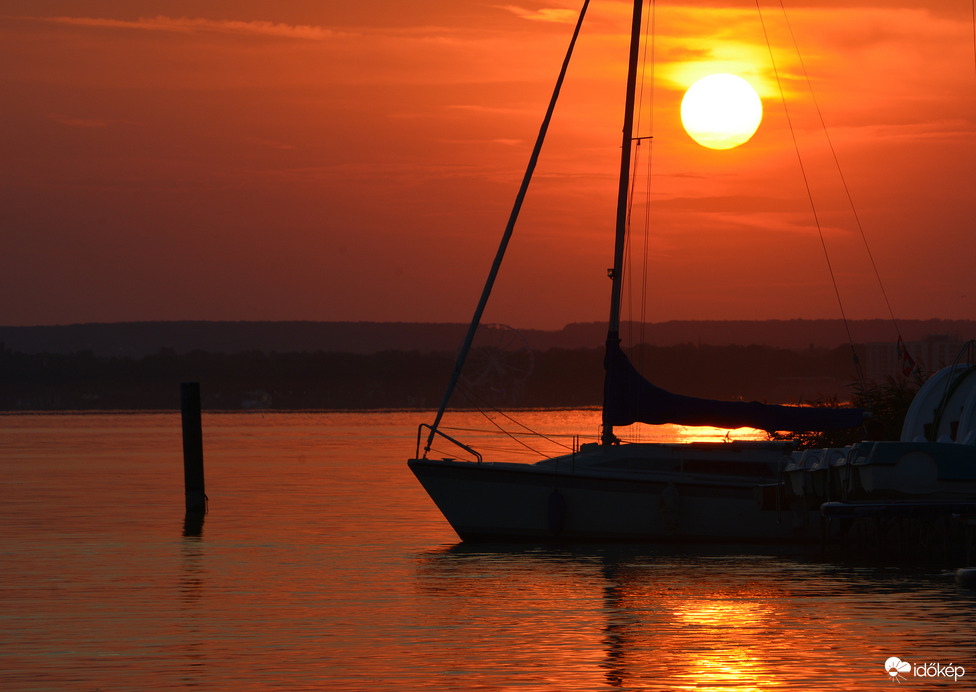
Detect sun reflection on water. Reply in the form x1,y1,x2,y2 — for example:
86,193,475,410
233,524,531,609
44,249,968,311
665,599,783,691
5,412,974,690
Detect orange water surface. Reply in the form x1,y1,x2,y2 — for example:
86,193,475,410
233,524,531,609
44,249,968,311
1,411,973,690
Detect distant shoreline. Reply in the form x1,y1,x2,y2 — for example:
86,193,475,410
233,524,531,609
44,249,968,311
2,318,972,357
2,327,968,413
0,342,863,412
0,406,604,416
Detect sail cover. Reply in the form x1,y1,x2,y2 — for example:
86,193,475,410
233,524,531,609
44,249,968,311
603,339,863,432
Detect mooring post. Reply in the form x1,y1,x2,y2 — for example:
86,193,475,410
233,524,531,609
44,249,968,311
181,382,207,516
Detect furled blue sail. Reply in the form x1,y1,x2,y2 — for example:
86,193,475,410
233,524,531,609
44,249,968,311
603,339,863,432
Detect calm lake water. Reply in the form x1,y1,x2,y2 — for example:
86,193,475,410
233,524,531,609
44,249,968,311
2,410,975,690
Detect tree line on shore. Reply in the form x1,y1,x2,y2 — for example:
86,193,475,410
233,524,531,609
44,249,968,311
0,342,865,411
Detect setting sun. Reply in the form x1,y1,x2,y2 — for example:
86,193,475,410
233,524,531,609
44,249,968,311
680,73,763,149
0,2,972,327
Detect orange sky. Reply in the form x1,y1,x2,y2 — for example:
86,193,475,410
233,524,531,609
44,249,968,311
1,1,974,329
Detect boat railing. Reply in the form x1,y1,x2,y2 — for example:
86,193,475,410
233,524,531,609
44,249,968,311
416,424,483,464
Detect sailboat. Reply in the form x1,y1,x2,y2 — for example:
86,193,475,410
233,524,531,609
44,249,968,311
408,0,864,542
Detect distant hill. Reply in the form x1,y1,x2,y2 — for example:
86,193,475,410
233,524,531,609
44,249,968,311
0,343,863,411
0,319,973,357
534,319,975,352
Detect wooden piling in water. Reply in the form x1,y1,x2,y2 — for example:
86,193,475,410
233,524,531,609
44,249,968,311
181,382,207,516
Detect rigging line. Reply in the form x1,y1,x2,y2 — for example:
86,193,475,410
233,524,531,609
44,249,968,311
634,0,656,362
640,142,654,354
756,1,865,385
458,388,549,456
623,139,640,354
624,0,655,364
640,1,656,357
620,135,637,427
423,0,591,455
776,0,904,343
456,381,575,453
623,137,643,350
469,401,560,457
440,424,597,441
624,2,649,352
624,157,634,347
635,5,657,449
623,0,654,445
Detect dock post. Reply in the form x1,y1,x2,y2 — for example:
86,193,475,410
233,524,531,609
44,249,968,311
181,382,207,518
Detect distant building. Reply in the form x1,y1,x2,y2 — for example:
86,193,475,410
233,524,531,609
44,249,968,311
865,333,967,382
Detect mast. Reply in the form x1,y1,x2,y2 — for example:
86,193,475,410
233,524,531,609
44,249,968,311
423,1,592,457
602,0,645,445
